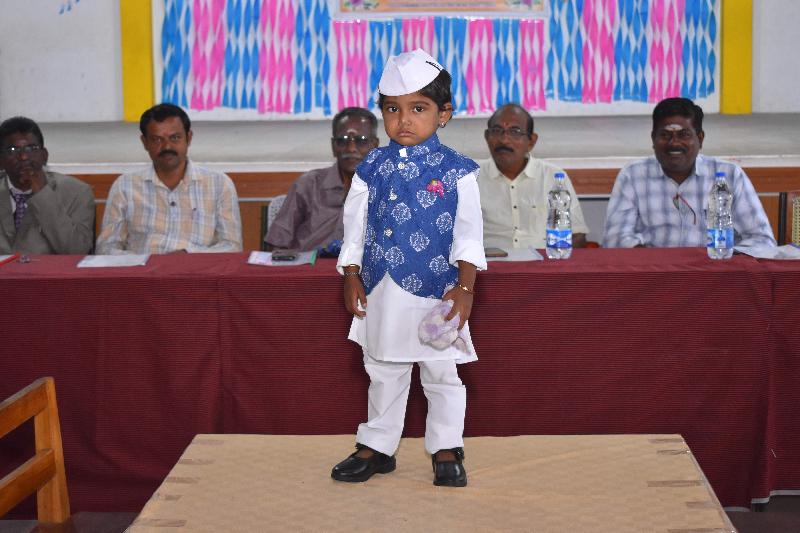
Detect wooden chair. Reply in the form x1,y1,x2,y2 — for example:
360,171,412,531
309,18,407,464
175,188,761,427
776,190,800,245
0,377,70,524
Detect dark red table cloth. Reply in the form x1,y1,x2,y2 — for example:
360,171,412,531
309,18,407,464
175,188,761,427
758,259,800,503
0,249,795,512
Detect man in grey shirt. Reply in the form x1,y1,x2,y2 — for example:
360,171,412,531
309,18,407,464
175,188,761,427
265,107,379,252
0,116,95,255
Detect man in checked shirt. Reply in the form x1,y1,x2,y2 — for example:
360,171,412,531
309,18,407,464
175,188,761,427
602,97,775,249
96,103,242,254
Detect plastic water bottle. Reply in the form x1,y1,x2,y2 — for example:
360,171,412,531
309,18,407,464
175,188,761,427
706,171,734,260
546,172,572,259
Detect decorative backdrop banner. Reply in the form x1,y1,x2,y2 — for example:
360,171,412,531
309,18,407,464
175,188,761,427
338,0,546,15
157,0,718,118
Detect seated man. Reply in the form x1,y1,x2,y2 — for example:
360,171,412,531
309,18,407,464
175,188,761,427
0,116,95,255
603,97,775,248
478,103,588,250
265,107,379,252
97,103,242,254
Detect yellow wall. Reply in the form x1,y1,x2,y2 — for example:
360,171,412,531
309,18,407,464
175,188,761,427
120,0,155,121
720,0,753,114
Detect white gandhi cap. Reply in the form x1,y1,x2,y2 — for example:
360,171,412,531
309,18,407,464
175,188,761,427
378,48,444,96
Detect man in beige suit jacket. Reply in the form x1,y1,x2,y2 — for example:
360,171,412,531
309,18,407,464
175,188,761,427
0,117,95,255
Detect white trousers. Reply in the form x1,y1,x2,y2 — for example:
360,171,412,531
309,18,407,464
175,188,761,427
356,351,466,456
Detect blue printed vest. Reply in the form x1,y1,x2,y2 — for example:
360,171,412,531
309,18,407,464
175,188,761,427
357,134,479,298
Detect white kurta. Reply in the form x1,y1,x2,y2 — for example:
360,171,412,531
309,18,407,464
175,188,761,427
337,170,487,364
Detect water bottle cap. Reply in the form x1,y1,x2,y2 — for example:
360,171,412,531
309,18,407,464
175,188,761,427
715,171,726,179
554,172,565,180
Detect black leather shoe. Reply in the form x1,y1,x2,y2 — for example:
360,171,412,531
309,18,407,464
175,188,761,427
432,447,467,487
331,444,396,482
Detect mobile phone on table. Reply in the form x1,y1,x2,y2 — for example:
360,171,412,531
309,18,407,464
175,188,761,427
484,247,508,258
271,249,298,261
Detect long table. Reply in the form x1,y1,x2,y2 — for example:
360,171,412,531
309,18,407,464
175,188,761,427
0,248,797,512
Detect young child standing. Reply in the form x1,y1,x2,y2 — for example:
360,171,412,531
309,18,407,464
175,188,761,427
332,49,486,487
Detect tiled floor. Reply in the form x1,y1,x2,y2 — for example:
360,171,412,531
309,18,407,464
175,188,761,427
727,496,800,533
0,512,136,533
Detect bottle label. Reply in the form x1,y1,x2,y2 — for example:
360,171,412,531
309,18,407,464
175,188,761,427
706,228,734,249
546,229,572,249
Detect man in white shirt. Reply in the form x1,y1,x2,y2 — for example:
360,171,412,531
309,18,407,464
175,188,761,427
478,104,588,250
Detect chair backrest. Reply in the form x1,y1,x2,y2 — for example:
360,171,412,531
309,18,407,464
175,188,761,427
0,377,70,523
792,191,799,245
267,194,287,231
260,194,287,250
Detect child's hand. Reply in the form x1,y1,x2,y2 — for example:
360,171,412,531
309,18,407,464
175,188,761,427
442,286,473,330
344,275,367,317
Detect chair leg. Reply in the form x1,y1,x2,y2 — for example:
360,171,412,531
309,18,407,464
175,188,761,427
34,379,70,523
777,192,787,245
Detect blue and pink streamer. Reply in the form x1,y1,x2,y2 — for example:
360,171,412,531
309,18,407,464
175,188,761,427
466,19,494,114
222,0,260,109
160,0,718,116
519,19,545,110
191,0,226,110
258,0,295,113
333,20,369,108
648,0,684,102
615,0,649,102
162,0,192,108
402,18,435,53
582,0,616,103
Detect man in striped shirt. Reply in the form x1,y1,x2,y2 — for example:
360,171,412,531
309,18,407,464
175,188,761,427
96,104,242,254
602,98,775,249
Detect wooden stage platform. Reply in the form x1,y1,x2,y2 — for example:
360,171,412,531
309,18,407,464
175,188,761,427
129,434,736,533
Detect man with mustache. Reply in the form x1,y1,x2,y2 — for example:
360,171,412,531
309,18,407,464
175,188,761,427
478,103,588,251
603,97,775,248
265,107,379,253
96,103,242,254
0,116,95,255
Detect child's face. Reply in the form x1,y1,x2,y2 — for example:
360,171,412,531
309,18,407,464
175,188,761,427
380,92,453,146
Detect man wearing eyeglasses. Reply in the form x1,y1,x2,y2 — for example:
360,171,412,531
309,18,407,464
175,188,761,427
478,103,588,251
265,107,379,252
0,116,95,255
602,97,775,248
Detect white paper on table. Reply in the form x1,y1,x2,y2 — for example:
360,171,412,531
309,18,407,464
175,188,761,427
487,246,544,262
78,254,150,267
247,250,318,266
734,244,800,260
